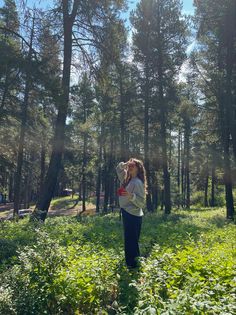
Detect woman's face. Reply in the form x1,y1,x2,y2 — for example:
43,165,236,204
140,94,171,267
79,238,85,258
128,161,138,177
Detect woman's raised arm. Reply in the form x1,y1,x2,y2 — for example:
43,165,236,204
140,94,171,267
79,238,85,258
116,162,128,183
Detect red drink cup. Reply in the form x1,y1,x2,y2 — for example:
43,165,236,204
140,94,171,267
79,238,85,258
117,187,126,196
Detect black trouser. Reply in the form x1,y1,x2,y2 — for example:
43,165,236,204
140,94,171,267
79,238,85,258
121,208,142,268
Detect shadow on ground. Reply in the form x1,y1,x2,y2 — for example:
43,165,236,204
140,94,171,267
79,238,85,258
80,211,210,254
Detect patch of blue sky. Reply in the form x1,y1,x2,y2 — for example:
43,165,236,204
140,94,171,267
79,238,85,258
123,0,194,22
0,0,194,15
0,0,196,61
182,0,194,14
0,0,51,9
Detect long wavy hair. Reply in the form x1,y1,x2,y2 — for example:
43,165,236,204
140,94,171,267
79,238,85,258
123,158,148,194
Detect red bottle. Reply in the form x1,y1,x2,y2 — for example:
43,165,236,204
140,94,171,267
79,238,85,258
117,186,126,196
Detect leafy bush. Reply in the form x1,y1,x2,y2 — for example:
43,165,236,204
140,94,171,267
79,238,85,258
191,189,225,207
0,208,235,314
0,229,121,315
0,285,16,315
54,244,120,314
132,222,236,314
0,239,17,263
0,230,68,314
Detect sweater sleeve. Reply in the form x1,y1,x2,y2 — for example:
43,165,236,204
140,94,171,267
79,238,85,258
116,162,127,184
130,180,146,208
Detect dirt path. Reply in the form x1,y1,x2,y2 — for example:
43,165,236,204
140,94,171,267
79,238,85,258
0,201,97,219
0,199,119,220
48,204,97,217
0,202,17,212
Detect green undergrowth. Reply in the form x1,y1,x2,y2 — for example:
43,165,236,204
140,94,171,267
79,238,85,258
0,207,235,314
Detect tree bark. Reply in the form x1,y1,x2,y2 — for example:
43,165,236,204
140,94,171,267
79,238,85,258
157,5,171,214
39,104,47,198
39,140,46,196
177,128,181,208
223,132,234,219
103,133,114,212
224,2,236,161
185,123,190,209
109,136,116,210
210,147,216,207
96,127,103,213
144,64,153,212
81,97,88,213
217,35,235,219
210,165,216,207
103,146,109,213
82,132,87,213
204,172,209,207
119,67,126,161
181,132,185,208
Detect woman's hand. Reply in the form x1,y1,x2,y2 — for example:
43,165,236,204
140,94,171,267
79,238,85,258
123,161,130,169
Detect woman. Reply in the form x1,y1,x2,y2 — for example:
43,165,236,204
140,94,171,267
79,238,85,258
116,158,147,269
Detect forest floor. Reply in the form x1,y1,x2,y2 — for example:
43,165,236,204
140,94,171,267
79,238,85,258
0,206,235,314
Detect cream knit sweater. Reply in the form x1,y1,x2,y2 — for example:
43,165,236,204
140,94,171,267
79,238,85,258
116,162,146,216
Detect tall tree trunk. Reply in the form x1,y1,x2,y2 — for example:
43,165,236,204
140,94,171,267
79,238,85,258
39,105,47,197
81,98,88,213
114,135,119,208
24,174,29,209
161,189,164,211
39,142,46,197
109,135,115,210
159,84,171,214
217,29,235,219
223,132,234,219
13,16,34,218
210,147,216,207
109,176,115,211
119,68,126,161
181,132,185,208
103,146,109,213
185,125,190,209
204,172,209,207
157,6,171,214
82,132,87,213
33,0,79,221
210,165,216,207
161,130,171,214
224,2,236,161
144,65,153,212
96,132,103,213
103,133,114,212
177,128,181,208
103,178,109,212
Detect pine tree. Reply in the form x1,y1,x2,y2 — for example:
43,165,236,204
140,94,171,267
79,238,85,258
131,0,189,214
193,0,235,219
